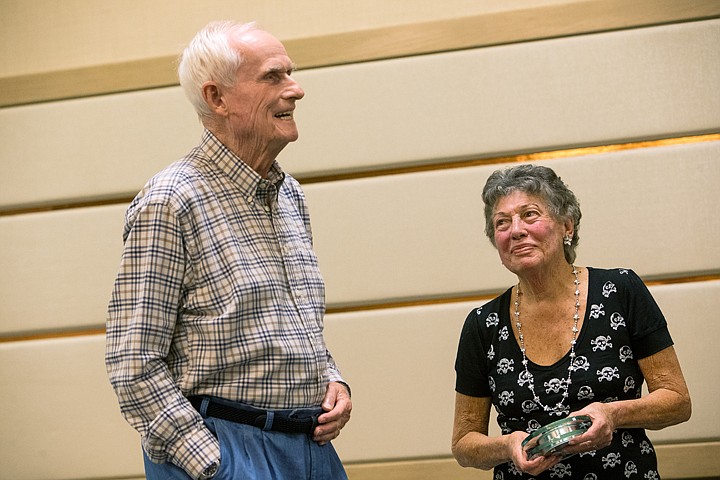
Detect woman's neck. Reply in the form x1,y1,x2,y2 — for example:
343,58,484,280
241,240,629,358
517,263,576,303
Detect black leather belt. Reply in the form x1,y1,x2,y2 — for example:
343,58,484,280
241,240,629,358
188,396,318,434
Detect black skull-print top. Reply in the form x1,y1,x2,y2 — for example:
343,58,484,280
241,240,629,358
455,268,674,479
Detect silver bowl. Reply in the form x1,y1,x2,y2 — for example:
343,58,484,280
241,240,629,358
521,415,592,460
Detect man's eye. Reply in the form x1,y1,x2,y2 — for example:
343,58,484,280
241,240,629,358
264,71,283,82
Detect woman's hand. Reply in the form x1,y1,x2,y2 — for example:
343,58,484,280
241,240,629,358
508,430,562,476
562,402,615,455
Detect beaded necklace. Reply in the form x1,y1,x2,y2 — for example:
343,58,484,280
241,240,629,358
514,266,580,416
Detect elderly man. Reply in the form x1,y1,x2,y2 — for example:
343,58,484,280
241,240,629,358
106,21,351,480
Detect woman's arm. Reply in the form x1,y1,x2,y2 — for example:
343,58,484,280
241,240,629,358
566,345,691,451
610,345,691,429
452,393,560,474
451,393,495,469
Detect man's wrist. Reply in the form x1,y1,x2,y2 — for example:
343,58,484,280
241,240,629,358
198,459,220,480
338,381,351,398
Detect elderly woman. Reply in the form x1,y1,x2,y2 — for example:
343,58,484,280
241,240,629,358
452,164,691,478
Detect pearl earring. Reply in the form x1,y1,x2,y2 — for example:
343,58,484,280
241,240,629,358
563,234,572,246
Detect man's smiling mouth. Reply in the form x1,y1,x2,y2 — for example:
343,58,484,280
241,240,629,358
274,111,294,119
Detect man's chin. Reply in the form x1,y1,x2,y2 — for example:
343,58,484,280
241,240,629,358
282,130,299,143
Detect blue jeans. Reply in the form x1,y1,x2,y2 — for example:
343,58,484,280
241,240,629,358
143,402,347,480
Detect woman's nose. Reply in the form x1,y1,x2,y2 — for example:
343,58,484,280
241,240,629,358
510,217,526,238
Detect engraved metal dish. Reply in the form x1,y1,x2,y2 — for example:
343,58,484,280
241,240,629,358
521,415,592,460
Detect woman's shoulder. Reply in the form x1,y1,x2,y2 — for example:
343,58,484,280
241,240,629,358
586,266,652,303
587,266,642,284
464,287,513,326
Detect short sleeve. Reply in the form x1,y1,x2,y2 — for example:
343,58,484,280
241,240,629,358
622,269,674,359
455,308,492,397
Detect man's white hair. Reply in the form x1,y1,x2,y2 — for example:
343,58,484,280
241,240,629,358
178,20,258,120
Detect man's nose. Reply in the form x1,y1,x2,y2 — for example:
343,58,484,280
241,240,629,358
285,77,304,100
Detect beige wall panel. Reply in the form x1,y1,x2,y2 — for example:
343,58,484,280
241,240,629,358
2,20,718,209
0,88,202,209
1,142,716,336
324,300,501,463
346,457,492,480
554,142,720,277
0,335,143,479
290,19,720,176
308,141,720,306
1,0,554,77
644,280,720,444
0,283,714,478
0,205,125,335
4,1,719,107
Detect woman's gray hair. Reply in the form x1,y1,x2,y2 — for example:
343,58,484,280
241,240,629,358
482,164,582,263
178,20,257,120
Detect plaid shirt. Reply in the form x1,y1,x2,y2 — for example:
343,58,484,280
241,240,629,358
106,130,344,477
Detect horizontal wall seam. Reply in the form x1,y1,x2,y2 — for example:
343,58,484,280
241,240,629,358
1,274,718,344
325,274,720,314
1,133,718,217
298,134,720,184
1,1,719,107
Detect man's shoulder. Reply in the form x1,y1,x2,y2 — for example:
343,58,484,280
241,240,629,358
129,152,209,214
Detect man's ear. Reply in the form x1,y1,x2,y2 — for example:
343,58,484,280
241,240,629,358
202,82,227,116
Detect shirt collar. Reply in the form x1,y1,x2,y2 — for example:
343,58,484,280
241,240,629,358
199,129,286,195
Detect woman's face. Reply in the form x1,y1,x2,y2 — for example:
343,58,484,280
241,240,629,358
491,190,570,274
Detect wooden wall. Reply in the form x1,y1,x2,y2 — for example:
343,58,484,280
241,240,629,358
1,1,719,478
